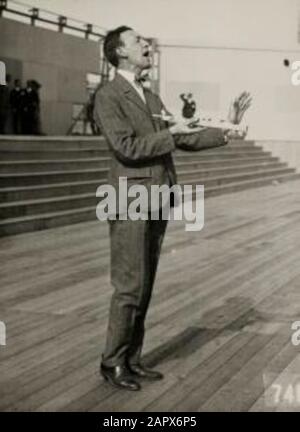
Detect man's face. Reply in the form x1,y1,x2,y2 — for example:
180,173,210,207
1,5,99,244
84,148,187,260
119,30,151,70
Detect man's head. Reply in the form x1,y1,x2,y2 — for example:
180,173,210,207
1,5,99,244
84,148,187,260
14,79,21,88
31,80,41,90
104,26,151,71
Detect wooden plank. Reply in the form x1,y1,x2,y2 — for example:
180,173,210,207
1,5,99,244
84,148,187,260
1,179,300,411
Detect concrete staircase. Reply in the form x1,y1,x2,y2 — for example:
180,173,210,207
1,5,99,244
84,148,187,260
0,136,299,236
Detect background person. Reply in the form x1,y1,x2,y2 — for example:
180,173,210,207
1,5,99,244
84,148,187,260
0,74,12,134
10,79,24,135
22,79,42,135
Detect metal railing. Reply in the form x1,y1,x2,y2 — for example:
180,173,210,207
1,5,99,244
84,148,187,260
0,0,161,135
0,0,105,40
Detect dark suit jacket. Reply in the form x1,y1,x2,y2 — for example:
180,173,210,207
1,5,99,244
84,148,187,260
94,73,226,208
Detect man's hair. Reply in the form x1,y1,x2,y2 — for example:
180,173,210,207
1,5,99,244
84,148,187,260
103,26,132,68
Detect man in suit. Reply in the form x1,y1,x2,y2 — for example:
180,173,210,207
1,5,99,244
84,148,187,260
22,80,41,135
0,74,11,134
10,79,23,135
94,26,251,391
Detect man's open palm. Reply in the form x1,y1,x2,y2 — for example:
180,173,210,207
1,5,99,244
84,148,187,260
228,91,252,125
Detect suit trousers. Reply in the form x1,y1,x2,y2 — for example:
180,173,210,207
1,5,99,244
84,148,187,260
102,214,168,367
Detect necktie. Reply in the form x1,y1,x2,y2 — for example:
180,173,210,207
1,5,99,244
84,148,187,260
134,74,147,86
134,75,158,129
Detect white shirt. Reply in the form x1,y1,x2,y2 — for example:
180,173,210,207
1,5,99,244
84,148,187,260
118,69,146,104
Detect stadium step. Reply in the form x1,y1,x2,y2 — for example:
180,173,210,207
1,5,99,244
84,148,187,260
0,168,109,187
0,149,110,160
0,158,111,173
0,156,281,177
0,137,298,236
0,161,284,203
0,167,295,219
0,136,106,150
1,172,299,237
175,150,272,161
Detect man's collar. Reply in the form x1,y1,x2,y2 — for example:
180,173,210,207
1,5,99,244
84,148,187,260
118,69,136,85
114,72,149,114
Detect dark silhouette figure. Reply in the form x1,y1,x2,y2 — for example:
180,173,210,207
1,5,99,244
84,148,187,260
10,79,24,135
0,74,12,134
180,92,196,119
22,80,42,135
86,92,100,135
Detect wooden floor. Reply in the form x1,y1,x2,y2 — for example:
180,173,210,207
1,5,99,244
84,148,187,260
1,180,300,412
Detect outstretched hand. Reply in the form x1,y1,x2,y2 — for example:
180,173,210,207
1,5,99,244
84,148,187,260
169,118,206,135
228,91,252,125
225,126,248,140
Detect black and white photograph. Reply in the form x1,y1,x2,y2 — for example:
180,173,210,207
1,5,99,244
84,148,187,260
1,0,300,414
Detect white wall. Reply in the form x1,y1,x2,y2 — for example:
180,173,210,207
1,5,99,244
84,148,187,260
9,0,300,140
26,0,299,50
155,0,300,141
160,47,300,140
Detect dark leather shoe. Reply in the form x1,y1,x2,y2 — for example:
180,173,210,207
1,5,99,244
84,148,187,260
100,364,141,391
127,363,164,381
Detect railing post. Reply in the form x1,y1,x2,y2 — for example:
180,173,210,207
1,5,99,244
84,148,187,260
85,24,92,39
0,0,7,17
30,8,39,26
58,15,67,33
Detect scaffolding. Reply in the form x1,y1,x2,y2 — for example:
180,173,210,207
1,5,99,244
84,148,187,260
0,0,161,135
